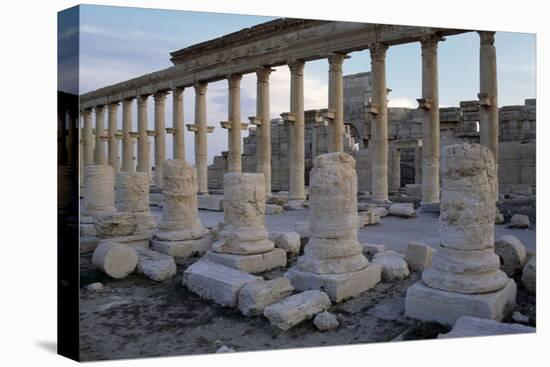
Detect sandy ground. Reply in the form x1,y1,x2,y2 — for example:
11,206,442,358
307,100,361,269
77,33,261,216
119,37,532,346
79,208,536,361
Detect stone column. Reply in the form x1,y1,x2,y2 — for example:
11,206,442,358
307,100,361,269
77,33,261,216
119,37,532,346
121,98,134,172
255,67,273,195
94,105,106,165
228,74,243,173
288,60,306,201
154,91,168,188
478,31,499,198
405,144,516,325
194,82,209,194
328,53,347,153
107,102,120,171
390,148,401,192
82,109,94,165
82,165,116,216
368,43,389,203
136,95,150,176
115,171,157,234
151,160,212,258
172,87,185,160
418,35,441,206
206,173,286,273
287,153,381,302
414,146,422,184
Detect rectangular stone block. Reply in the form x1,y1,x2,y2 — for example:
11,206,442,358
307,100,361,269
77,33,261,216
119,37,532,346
98,232,151,249
238,278,294,316
151,235,213,262
263,290,331,330
405,242,435,272
286,263,382,302
182,259,262,307
204,248,287,274
405,279,517,325
198,194,224,211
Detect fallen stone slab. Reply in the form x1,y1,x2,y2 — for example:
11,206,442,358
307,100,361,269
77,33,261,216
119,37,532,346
93,212,137,238
495,235,527,276
267,194,288,206
284,200,306,211
198,194,223,211
362,243,386,258
369,207,389,218
509,214,530,229
135,247,177,281
269,231,301,255
238,278,294,316
405,242,435,272
205,248,287,274
216,346,235,353
92,242,138,279
86,282,104,292
438,316,535,339
151,234,213,262
511,311,530,324
388,203,416,218
521,255,536,294
372,251,409,281
182,259,262,307
357,211,380,228
265,204,284,215
313,311,339,331
263,290,331,331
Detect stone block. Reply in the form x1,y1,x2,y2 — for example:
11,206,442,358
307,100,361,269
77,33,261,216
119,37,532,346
263,290,331,330
521,255,536,294
286,263,381,302
182,259,262,307
98,232,151,249
495,235,527,276
151,235,213,260
135,247,177,281
362,243,386,258
372,251,410,281
198,194,224,211
204,248,287,274
405,279,517,325
237,278,294,316
313,311,339,331
92,242,138,279
369,207,389,217
93,212,137,238
265,204,284,215
510,214,530,228
438,316,535,339
284,200,306,210
405,242,435,272
269,231,301,255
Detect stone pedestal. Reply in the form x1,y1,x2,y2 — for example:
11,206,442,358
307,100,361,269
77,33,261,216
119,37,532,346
207,173,286,273
286,153,380,301
405,144,516,325
115,171,157,234
151,160,212,258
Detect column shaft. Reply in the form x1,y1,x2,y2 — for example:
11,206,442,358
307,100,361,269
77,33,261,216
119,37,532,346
154,92,168,188
121,98,134,172
328,54,347,153
137,95,150,176
420,36,440,204
288,61,306,201
256,67,272,195
94,105,106,165
194,82,209,194
107,102,119,171
369,44,389,202
228,74,243,173
172,87,185,160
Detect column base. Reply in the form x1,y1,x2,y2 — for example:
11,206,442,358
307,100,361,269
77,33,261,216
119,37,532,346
98,232,153,249
285,263,382,302
204,248,287,274
419,202,440,213
151,234,214,262
405,279,517,325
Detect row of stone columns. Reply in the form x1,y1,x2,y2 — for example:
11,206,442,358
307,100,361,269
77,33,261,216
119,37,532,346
80,30,498,203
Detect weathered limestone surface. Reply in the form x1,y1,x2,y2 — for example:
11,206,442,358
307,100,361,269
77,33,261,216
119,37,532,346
438,316,534,339
205,248,286,274
93,212,137,238
388,203,416,218
362,243,386,258
115,171,157,235
313,311,339,331
82,165,116,215
153,160,211,258
92,242,138,279
405,242,435,272
183,259,262,307
510,214,530,229
521,255,536,294
406,144,516,324
495,235,527,276
372,251,410,281
237,278,294,316
287,153,380,301
269,231,301,255
197,194,223,211
135,247,177,281
265,204,284,215
263,290,331,330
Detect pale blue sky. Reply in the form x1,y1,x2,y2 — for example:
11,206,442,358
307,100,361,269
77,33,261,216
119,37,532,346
76,4,536,164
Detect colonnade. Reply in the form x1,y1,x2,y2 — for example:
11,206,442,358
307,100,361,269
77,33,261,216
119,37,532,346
79,31,498,204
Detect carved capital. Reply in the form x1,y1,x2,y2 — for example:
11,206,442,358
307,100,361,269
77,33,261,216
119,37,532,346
107,102,119,112
94,105,106,114
153,91,168,104
369,43,388,63
328,53,348,72
81,108,93,119
288,60,305,76
416,98,432,110
420,35,441,54
137,95,149,106
478,31,496,45
227,74,243,89
172,87,184,101
194,81,208,95
256,67,273,83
